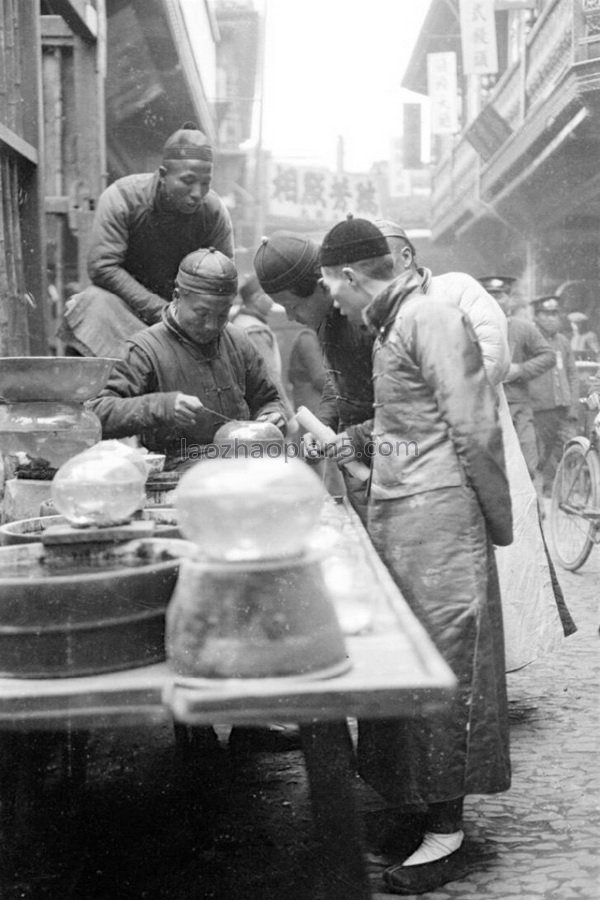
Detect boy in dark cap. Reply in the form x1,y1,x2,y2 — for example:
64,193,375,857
529,296,579,495
254,230,374,519
90,248,286,469
320,216,512,895
59,124,234,358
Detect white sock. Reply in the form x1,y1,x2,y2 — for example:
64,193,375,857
402,829,464,866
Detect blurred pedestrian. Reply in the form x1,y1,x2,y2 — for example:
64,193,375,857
231,274,293,422
319,217,512,895
287,326,327,414
59,123,233,358
478,275,555,479
529,296,579,496
568,311,599,361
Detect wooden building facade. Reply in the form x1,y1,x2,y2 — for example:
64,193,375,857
404,0,600,317
1,0,260,356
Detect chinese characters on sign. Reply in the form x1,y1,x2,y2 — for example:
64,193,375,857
494,1,538,8
268,162,382,221
459,0,498,75
427,52,459,135
389,138,409,199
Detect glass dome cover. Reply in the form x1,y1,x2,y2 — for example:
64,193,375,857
79,439,150,480
51,451,146,527
175,456,326,561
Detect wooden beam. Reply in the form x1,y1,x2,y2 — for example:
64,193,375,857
45,196,69,215
41,14,74,45
44,0,97,43
19,0,49,355
0,123,38,166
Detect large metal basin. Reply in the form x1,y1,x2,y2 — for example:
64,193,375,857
0,510,180,545
0,537,195,678
0,357,118,402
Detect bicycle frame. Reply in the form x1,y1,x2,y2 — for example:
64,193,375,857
550,395,600,570
558,434,600,521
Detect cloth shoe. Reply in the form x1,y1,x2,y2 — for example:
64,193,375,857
383,845,468,895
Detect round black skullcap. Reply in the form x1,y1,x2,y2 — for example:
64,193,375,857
254,232,320,294
162,124,213,163
176,248,238,296
319,215,389,267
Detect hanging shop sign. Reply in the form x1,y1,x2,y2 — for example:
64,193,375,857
494,1,539,9
427,52,459,134
459,0,499,75
267,162,382,221
582,0,600,18
464,104,513,161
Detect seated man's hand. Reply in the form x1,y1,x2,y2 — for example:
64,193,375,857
255,411,287,431
302,430,323,459
174,393,204,426
322,431,356,464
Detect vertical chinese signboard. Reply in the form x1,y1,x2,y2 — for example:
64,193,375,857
267,162,382,221
427,52,459,134
459,0,498,75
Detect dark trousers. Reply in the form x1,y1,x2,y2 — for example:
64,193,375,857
509,401,538,479
533,407,576,495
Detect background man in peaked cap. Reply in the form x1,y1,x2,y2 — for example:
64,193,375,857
529,295,579,496
60,124,234,359
477,276,555,480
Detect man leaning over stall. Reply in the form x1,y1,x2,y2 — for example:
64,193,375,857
89,249,286,470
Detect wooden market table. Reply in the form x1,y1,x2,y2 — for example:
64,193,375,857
0,500,456,899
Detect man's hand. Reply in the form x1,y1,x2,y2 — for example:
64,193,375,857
504,363,522,383
174,393,204,426
302,430,323,459
321,431,356,464
255,411,286,431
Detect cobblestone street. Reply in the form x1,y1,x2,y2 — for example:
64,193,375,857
2,528,599,900
368,535,600,899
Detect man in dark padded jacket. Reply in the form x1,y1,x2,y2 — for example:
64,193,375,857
60,124,233,358
89,249,286,470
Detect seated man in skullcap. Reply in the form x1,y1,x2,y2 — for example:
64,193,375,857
59,123,234,359
89,249,286,470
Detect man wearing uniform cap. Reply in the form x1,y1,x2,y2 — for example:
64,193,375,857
319,216,512,895
477,275,516,297
90,248,286,469
529,296,579,496
59,123,234,359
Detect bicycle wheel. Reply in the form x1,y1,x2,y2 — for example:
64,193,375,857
550,441,600,571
